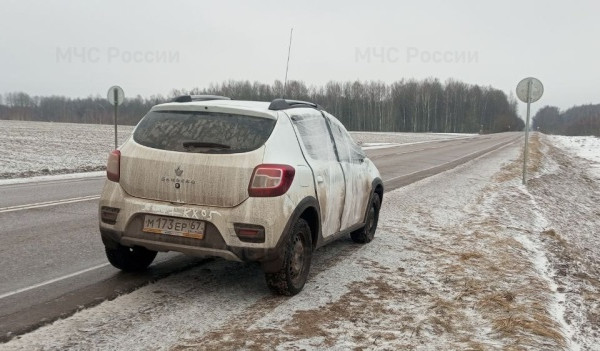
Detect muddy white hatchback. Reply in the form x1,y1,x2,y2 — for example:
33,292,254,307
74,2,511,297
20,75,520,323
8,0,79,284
99,96,383,295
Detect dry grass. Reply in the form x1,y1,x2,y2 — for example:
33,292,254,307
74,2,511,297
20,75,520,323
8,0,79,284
526,133,544,174
494,132,543,183
459,252,484,261
493,313,565,345
173,277,413,350
478,291,515,311
542,229,568,248
442,136,567,349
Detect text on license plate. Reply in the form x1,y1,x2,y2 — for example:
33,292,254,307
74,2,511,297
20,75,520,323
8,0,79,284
142,214,205,239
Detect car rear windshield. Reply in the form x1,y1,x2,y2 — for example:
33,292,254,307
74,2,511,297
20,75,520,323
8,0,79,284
133,110,276,153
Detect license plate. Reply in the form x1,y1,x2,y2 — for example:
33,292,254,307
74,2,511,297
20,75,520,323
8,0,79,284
142,215,205,239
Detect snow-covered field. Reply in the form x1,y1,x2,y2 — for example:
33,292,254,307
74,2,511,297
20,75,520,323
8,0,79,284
0,120,471,179
3,133,599,350
549,135,600,178
0,120,133,179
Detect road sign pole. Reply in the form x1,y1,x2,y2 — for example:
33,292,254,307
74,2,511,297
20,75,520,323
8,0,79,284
516,76,543,186
522,80,532,185
113,89,118,150
107,85,124,150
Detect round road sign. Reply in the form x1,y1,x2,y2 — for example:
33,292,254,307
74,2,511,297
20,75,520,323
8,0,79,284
107,85,125,106
516,77,543,103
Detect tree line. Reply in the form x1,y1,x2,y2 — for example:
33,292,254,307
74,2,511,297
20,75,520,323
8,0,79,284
0,79,524,133
0,92,162,126
532,104,600,136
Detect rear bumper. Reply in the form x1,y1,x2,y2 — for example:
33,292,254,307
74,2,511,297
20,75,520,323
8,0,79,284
98,181,298,262
100,227,242,261
100,227,280,262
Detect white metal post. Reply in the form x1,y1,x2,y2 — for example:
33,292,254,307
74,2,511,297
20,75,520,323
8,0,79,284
522,80,532,185
113,89,118,150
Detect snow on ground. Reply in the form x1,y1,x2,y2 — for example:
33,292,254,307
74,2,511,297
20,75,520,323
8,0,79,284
0,120,473,179
528,135,600,350
4,133,599,350
0,120,133,179
548,135,600,178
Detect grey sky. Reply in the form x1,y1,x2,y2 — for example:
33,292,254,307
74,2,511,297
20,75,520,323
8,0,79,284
1,0,598,118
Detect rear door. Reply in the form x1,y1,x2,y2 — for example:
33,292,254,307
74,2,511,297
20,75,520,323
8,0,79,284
289,109,346,238
325,113,371,231
119,110,276,207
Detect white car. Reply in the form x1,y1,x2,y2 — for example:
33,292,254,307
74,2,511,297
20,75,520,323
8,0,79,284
99,96,383,295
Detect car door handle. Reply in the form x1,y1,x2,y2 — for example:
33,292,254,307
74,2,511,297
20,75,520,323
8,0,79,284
316,176,324,184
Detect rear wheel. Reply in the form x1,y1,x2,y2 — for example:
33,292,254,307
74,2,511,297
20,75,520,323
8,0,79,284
105,244,157,272
351,193,381,244
265,218,313,296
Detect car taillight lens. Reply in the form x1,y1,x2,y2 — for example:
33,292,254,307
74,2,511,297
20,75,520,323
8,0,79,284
248,164,295,197
106,150,121,182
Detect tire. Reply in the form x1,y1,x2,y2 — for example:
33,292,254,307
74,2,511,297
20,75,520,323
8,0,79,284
265,218,313,296
105,244,157,272
351,193,381,244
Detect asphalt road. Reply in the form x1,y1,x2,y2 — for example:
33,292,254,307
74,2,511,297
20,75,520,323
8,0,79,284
0,132,521,341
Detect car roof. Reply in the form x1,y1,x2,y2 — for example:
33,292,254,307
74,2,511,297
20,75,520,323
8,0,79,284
151,100,279,120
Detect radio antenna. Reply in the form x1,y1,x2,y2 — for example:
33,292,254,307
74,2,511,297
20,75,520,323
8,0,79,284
283,27,293,98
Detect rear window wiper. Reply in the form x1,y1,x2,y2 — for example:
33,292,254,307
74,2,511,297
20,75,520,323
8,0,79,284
182,141,231,149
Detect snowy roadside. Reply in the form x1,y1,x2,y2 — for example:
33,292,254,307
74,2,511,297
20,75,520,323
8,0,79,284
547,135,600,178
526,135,600,350
4,133,598,350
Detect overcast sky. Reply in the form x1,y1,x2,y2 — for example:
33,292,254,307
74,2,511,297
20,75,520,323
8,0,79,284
1,0,598,117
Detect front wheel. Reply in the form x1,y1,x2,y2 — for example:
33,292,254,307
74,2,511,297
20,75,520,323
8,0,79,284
105,244,157,272
265,218,313,296
351,193,381,244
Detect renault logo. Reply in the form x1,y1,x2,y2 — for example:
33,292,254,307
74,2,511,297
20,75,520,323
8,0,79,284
162,166,194,185
175,166,183,176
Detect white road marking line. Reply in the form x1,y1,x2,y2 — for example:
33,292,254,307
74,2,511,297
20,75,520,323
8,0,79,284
0,195,100,213
0,263,111,300
370,142,460,160
363,135,479,149
383,137,519,183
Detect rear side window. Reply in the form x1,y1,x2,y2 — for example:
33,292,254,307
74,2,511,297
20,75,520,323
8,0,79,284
133,110,276,153
291,111,337,161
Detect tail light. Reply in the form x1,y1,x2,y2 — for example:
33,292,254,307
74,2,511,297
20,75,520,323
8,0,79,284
248,164,295,197
106,150,121,182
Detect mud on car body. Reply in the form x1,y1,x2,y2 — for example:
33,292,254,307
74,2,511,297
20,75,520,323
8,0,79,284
99,96,383,295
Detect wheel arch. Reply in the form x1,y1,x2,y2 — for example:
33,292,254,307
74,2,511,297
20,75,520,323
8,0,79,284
364,177,384,223
262,196,321,273
299,205,320,249
283,196,320,249
374,178,384,204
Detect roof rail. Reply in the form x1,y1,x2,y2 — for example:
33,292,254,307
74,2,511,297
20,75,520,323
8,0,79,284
268,98,322,111
171,95,231,103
